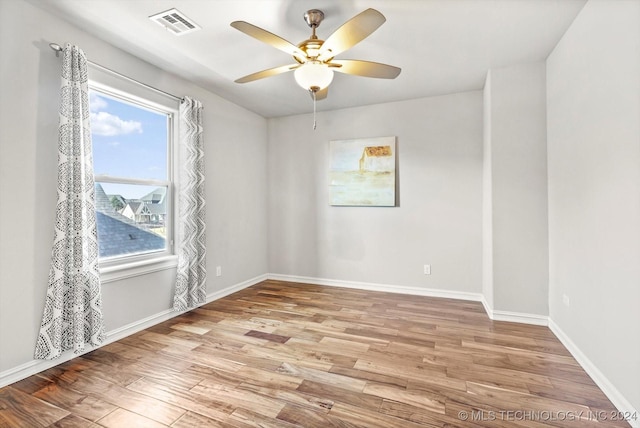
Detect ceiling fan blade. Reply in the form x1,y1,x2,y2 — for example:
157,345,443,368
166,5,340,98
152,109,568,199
318,9,386,60
231,21,307,58
331,60,401,79
310,87,328,101
235,64,300,83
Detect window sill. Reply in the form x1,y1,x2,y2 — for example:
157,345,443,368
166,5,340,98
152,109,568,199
99,255,178,284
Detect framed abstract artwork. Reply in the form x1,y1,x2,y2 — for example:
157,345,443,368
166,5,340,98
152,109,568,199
329,136,396,206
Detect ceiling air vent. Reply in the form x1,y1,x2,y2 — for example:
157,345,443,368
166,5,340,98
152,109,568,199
149,8,200,36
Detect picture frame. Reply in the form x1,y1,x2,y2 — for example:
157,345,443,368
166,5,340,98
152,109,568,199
329,136,397,206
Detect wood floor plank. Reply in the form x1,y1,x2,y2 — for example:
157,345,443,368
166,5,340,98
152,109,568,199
100,342,193,372
276,362,367,392
189,383,284,419
244,329,290,343
319,336,371,354
270,338,360,368
362,381,446,414
236,382,335,413
118,359,204,390
230,406,303,428
69,357,143,387
138,331,203,350
125,377,234,422
170,323,212,335
328,365,408,389
0,386,69,427
31,382,116,422
97,408,167,428
8,375,53,395
0,280,630,427
276,403,358,427
296,379,382,410
328,401,427,428
160,345,245,373
353,357,449,384
170,411,226,428
48,413,100,427
378,398,464,427
240,342,334,371
47,372,186,425
196,344,284,371
234,365,303,390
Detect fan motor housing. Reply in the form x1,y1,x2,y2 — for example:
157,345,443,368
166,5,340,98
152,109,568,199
294,38,327,63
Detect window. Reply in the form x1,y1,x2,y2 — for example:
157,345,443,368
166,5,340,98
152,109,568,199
89,84,176,264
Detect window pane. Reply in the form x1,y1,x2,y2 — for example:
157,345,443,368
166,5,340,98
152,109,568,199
90,85,173,262
95,182,168,259
90,91,168,181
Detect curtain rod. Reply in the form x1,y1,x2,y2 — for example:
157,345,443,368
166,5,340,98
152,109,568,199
49,43,183,103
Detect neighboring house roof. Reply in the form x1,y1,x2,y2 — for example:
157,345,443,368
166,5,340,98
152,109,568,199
95,183,116,212
119,187,167,218
141,187,166,204
94,184,165,258
122,199,165,217
146,203,166,215
95,212,165,258
126,201,143,214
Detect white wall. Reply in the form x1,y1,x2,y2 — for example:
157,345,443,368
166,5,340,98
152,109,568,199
483,62,549,317
0,0,268,375
268,92,483,294
547,0,640,414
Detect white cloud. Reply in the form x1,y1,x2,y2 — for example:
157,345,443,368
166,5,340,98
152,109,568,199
91,111,142,136
90,93,108,112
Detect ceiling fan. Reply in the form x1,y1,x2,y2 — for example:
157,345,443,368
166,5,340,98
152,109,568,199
230,8,401,101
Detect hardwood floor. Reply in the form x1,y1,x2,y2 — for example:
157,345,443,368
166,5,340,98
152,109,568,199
0,280,631,427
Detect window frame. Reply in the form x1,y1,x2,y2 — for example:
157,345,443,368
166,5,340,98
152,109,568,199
88,79,179,281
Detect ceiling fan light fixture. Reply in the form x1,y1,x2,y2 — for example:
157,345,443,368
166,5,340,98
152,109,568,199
294,62,334,92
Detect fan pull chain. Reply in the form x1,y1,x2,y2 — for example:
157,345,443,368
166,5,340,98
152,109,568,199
312,90,317,130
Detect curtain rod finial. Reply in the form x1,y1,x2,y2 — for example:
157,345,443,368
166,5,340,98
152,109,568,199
49,43,63,57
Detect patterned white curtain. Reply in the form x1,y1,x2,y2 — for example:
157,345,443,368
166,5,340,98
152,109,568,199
35,44,105,360
173,97,207,311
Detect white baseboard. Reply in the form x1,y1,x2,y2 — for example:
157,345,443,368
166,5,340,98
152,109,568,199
207,274,268,303
480,295,494,318
490,310,549,326
0,275,264,389
548,319,639,428
270,274,549,327
268,273,485,302
480,295,548,326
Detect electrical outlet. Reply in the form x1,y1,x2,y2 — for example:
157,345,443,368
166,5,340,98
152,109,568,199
562,294,570,307
423,264,431,275
216,266,222,277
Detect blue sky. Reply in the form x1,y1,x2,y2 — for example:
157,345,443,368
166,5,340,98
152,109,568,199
90,90,168,199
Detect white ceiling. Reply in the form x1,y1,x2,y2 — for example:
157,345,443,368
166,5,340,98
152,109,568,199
33,0,586,118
